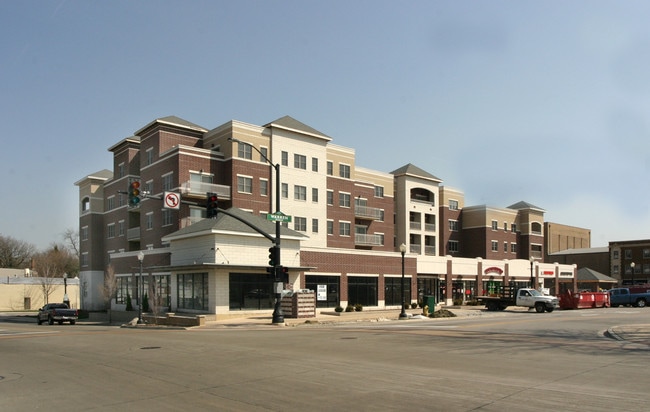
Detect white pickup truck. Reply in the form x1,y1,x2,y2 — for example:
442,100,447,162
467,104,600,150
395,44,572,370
476,286,559,313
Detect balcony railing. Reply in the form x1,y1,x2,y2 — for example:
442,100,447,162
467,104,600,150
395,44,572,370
424,245,436,256
180,181,231,199
127,227,140,241
409,221,421,230
180,216,204,229
424,223,436,232
354,233,383,246
409,244,421,254
354,205,383,220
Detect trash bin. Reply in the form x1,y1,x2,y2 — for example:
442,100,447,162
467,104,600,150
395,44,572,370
425,295,436,310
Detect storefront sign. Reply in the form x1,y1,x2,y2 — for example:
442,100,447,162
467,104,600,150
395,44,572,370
484,266,504,275
317,284,327,301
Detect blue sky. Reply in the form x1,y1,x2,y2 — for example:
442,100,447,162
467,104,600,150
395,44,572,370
1,1,649,250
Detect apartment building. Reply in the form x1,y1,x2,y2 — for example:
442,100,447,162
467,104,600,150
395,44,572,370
76,115,576,315
609,239,650,285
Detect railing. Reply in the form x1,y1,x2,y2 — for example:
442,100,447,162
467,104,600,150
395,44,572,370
127,227,140,241
354,205,383,220
409,244,421,254
424,223,436,232
180,216,204,229
424,245,436,256
180,181,231,199
354,233,383,246
409,221,421,230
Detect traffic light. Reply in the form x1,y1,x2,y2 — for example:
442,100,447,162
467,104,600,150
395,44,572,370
206,192,218,218
128,180,141,207
268,245,279,267
276,266,289,283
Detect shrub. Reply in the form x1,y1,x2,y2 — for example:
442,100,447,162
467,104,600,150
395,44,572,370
410,302,418,309
125,292,133,311
354,303,363,312
334,306,344,313
345,305,355,312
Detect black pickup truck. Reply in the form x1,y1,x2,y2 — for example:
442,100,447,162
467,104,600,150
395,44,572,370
37,303,78,325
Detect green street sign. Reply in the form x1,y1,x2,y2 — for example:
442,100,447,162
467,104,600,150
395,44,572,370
267,212,292,223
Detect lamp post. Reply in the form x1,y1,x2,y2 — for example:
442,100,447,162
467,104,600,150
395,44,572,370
137,251,144,324
399,243,408,320
631,262,636,285
529,256,535,289
228,137,284,324
63,273,70,308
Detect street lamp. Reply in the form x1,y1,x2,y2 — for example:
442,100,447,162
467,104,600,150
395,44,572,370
529,256,535,289
228,137,284,324
631,262,636,285
137,251,144,324
399,243,408,320
63,273,70,308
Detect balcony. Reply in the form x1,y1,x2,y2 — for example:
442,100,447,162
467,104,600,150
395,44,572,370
354,205,383,220
355,233,383,246
180,180,231,199
127,227,140,241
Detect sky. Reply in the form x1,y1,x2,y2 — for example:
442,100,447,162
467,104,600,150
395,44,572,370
1,0,649,250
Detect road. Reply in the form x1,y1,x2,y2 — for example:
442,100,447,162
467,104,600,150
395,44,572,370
1,308,649,411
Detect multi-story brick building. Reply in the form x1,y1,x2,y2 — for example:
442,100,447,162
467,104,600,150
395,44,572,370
609,239,650,285
76,115,576,316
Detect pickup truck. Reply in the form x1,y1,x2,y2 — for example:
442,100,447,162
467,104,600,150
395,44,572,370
609,287,650,308
476,286,559,313
37,303,78,325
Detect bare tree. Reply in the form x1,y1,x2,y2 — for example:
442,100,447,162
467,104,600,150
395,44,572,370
102,264,118,323
32,244,77,305
0,235,36,268
62,228,80,256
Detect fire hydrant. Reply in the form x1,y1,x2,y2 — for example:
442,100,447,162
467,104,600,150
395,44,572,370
422,305,429,316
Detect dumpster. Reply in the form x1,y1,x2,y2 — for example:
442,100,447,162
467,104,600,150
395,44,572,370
559,291,610,309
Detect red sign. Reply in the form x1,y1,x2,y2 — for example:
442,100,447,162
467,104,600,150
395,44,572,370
484,266,504,275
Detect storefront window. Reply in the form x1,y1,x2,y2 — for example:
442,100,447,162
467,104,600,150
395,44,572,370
177,273,208,311
347,276,377,307
385,277,411,306
229,273,273,310
305,275,339,308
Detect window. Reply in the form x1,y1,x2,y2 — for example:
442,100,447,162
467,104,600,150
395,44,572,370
385,276,410,306
449,220,459,231
281,183,288,198
260,179,268,196
644,249,650,259
118,220,125,236
504,242,508,252
531,222,542,234
625,249,632,259
491,220,498,230
491,241,498,252
107,223,115,239
162,173,174,191
294,154,307,169
260,146,268,161
107,196,115,211
339,193,351,208
118,193,125,207
374,185,384,198
312,188,318,203
81,226,88,241
177,273,208,310
327,220,334,235
237,176,253,193
511,243,517,253
448,241,459,253
339,222,351,236
237,142,252,159
80,252,88,267
294,185,307,201
327,161,333,175
81,197,90,212
190,172,213,185
449,199,459,210
312,218,319,233
511,223,517,232
146,213,153,230
162,209,173,226
118,162,125,178
146,148,153,165
145,180,153,194
613,250,619,259
339,164,350,179
327,190,334,205
116,276,132,304
281,151,288,166
312,157,318,172
503,222,508,231
294,217,307,232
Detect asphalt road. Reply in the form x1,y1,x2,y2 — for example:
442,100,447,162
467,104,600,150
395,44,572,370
1,308,649,411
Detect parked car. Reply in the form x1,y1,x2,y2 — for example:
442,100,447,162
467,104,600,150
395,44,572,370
37,303,78,325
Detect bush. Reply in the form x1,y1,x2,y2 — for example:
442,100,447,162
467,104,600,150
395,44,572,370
125,292,133,311
334,306,343,313
345,305,355,312
410,302,418,309
354,303,363,312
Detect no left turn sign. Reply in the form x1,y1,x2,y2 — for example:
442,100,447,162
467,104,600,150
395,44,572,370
164,192,181,210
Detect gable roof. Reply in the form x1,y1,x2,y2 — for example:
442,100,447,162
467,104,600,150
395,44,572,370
134,115,208,136
162,207,307,242
264,115,331,141
507,201,545,212
391,163,442,183
577,267,617,283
